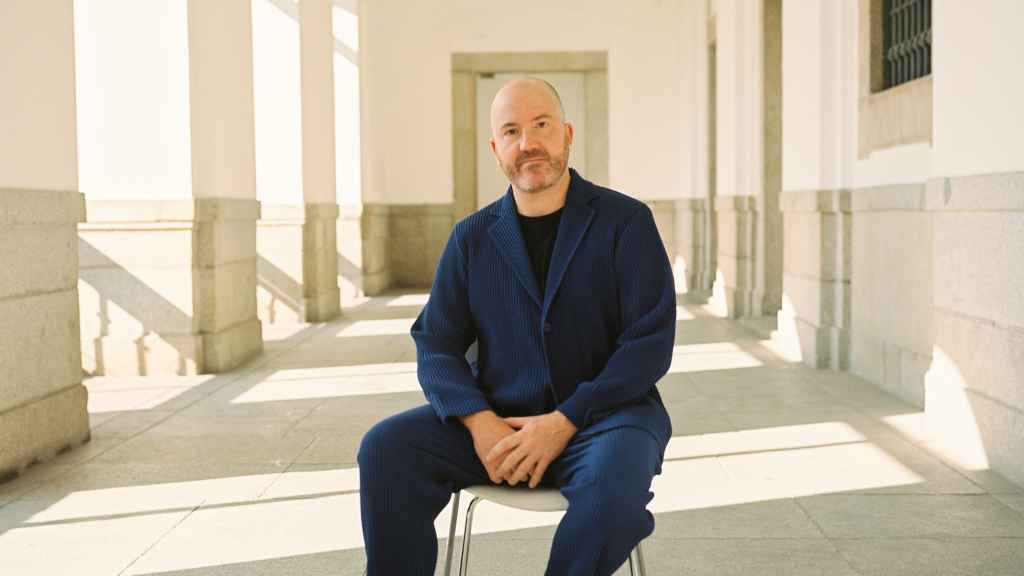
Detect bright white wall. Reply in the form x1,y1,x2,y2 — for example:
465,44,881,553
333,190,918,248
333,0,362,206
252,0,303,205
74,0,258,200
73,0,192,199
715,0,763,197
781,0,825,192
361,0,686,204
300,0,337,204
679,0,709,200
782,0,929,191
932,0,1024,177
1,0,78,192
187,0,257,200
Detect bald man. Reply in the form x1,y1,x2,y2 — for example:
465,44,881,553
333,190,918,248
358,78,675,575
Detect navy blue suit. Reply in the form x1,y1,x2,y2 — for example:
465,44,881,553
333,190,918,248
359,169,675,575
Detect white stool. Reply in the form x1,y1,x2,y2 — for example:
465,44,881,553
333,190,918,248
442,485,649,576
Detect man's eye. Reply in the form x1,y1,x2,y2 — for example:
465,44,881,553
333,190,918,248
505,129,518,137
537,121,548,128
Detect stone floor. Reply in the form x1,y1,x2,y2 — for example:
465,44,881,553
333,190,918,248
2,292,1023,575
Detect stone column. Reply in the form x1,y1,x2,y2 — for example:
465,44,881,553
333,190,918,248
75,0,262,375
778,191,852,370
675,0,713,294
674,199,710,293
333,0,389,305
253,0,340,323
710,0,782,317
777,0,856,370
0,0,90,479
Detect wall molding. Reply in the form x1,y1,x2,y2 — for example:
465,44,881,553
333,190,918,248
780,189,853,213
81,198,260,226
925,172,1024,212
452,51,607,73
0,189,85,226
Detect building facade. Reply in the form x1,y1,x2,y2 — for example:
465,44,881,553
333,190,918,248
2,0,1022,488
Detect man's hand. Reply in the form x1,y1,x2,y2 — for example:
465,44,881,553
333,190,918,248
459,411,517,484
485,411,578,489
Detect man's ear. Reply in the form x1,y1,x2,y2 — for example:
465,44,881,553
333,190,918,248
564,122,575,147
489,138,501,166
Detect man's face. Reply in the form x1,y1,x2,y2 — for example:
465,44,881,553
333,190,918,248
489,82,574,194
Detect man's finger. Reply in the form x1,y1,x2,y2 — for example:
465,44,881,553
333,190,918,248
509,454,537,486
496,446,529,481
486,433,521,465
529,459,551,489
484,459,504,484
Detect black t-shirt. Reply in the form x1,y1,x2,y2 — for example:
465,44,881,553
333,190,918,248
517,207,563,296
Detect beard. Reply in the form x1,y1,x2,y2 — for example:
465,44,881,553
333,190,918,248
501,139,570,193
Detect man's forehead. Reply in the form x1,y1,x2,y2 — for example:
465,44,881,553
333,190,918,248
490,82,561,126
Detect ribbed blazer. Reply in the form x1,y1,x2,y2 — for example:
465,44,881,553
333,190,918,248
411,169,675,450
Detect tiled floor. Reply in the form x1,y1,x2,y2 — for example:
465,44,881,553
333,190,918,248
2,292,1023,575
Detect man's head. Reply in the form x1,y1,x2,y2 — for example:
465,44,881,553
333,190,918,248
489,78,574,194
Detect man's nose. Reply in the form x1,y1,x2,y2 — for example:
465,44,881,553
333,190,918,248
518,129,539,151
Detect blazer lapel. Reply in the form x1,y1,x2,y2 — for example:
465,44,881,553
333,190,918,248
542,170,596,314
487,187,543,308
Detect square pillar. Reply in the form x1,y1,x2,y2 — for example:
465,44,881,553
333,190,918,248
778,190,852,370
252,0,341,322
74,0,262,375
79,200,262,375
0,0,90,479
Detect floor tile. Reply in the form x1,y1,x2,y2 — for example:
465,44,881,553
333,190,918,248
640,538,862,576
834,537,1024,576
797,494,1024,538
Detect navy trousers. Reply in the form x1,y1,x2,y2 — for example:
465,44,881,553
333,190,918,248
358,405,662,576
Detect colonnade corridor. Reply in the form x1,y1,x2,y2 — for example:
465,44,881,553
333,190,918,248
0,292,1022,575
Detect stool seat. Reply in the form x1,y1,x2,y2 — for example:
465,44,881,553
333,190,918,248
444,484,649,575
463,484,568,512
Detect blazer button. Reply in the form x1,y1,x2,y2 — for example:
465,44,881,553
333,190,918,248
543,322,552,334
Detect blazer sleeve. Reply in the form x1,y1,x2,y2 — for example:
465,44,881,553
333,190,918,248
556,206,676,429
410,227,492,423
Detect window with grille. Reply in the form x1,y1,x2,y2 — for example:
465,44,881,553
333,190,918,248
883,0,932,88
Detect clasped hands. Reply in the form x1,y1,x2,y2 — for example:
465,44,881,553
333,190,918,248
461,410,578,489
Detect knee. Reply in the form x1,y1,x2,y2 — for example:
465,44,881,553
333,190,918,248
575,482,653,527
357,406,435,469
357,417,402,469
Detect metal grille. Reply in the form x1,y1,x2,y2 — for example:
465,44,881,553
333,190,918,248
883,0,932,88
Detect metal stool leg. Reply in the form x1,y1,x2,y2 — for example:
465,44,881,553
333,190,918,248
458,497,482,576
635,540,648,576
442,491,461,576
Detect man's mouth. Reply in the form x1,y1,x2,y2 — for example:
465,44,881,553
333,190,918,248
518,158,547,168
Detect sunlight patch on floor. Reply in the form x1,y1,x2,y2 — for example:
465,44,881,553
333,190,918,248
11,473,285,525
676,305,697,320
384,293,429,307
261,324,313,342
664,421,866,460
335,318,416,337
668,343,763,373
231,370,421,403
87,385,205,414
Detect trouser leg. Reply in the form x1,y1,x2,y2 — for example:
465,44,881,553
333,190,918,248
357,404,490,576
544,426,662,576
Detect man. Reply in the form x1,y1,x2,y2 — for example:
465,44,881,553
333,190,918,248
358,78,675,575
